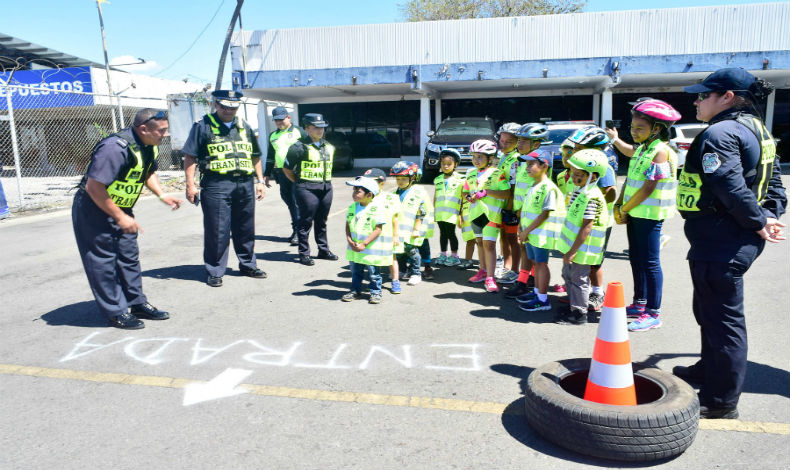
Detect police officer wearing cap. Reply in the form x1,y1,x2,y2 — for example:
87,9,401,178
264,106,307,245
183,90,267,287
282,113,338,265
674,68,786,419
73,108,183,329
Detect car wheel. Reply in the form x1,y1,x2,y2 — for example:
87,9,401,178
524,358,699,462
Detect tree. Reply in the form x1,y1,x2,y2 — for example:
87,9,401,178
399,0,586,22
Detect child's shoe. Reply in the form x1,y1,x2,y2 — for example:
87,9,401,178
391,280,402,294
457,259,474,270
468,269,487,283
369,293,382,304
551,283,566,293
435,254,448,266
628,313,662,331
423,265,435,280
516,291,537,303
519,297,551,312
484,277,499,292
626,302,647,318
341,291,363,302
407,274,422,286
445,255,461,266
588,292,605,312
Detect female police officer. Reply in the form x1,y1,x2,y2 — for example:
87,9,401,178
674,68,786,419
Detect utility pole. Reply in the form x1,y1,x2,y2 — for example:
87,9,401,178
215,0,245,91
95,0,118,132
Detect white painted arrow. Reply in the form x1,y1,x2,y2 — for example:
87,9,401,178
182,368,252,406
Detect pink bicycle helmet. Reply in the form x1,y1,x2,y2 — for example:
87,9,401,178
631,99,681,125
469,139,498,155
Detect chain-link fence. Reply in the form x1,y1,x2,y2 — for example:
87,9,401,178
1,82,185,213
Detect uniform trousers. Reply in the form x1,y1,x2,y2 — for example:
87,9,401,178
72,190,146,319
273,168,299,234
295,184,333,256
689,246,760,409
200,176,257,277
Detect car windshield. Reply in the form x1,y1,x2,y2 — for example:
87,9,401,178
436,120,493,137
546,128,577,144
679,127,706,139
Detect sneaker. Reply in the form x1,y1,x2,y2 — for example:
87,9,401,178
556,310,587,325
498,269,519,284
660,234,671,250
484,277,499,293
525,275,535,290
407,274,422,285
628,314,662,331
399,271,409,281
445,255,461,266
551,284,566,293
457,259,474,270
423,265,435,280
503,282,530,299
515,291,537,303
369,293,382,304
588,292,604,312
468,269,487,283
391,280,402,294
519,298,551,312
341,291,363,302
435,254,448,266
495,255,504,272
626,303,646,318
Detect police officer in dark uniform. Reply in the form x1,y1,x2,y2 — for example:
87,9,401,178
264,106,307,246
73,109,182,329
674,68,786,419
183,90,267,287
282,113,339,266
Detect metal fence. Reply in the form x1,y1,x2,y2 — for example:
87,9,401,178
1,83,183,212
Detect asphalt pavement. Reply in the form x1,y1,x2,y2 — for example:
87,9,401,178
0,173,788,469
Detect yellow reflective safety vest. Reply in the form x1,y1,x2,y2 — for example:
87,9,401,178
105,129,156,209
371,191,402,254
512,161,535,212
346,202,392,266
465,166,509,223
269,125,302,169
396,185,433,246
556,170,575,198
459,201,475,242
299,143,335,182
204,114,254,175
677,114,777,214
557,186,609,265
519,179,566,250
623,139,678,220
433,173,464,224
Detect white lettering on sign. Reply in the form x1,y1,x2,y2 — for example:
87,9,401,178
60,333,483,373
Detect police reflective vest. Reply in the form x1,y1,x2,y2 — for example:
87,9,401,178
204,114,254,175
557,186,609,265
269,126,301,169
466,167,509,223
623,139,678,220
433,173,464,224
346,202,392,266
299,143,335,182
397,185,433,246
677,114,776,214
519,180,566,250
512,162,535,211
105,129,156,209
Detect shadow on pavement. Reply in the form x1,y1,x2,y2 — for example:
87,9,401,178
39,301,108,328
142,264,205,283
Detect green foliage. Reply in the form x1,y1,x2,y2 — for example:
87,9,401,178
399,0,586,21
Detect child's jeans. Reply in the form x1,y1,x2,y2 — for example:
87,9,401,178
562,261,590,313
396,243,422,277
350,261,382,295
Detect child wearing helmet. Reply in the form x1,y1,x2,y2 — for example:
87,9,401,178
463,139,511,293
496,122,523,286
613,99,681,332
433,149,465,267
343,177,389,304
568,126,618,316
555,138,576,197
362,168,403,294
390,161,434,286
503,123,548,299
556,149,611,325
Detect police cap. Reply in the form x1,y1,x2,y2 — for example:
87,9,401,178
212,89,243,108
683,68,756,95
302,113,329,128
272,106,289,120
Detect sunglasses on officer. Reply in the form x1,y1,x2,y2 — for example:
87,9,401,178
141,110,167,124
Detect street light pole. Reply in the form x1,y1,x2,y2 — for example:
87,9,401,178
95,0,118,132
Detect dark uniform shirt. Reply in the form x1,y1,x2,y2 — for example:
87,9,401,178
264,125,307,177
683,109,786,262
284,136,333,190
79,128,158,213
182,113,262,179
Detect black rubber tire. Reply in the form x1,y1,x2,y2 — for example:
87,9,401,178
524,358,699,462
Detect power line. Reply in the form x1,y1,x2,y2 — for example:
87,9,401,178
155,0,226,77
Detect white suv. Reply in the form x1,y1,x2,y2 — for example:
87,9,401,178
669,123,708,169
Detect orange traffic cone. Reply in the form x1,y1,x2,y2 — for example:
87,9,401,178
583,281,637,406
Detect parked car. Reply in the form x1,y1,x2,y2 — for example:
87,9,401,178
541,121,596,175
669,123,708,170
422,117,497,182
324,131,354,171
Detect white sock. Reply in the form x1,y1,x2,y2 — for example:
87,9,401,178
592,286,603,295
534,287,539,295
537,293,548,302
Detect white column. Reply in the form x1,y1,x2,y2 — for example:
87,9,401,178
419,97,431,167
257,103,270,173
600,89,613,127
291,103,300,127
592,94,601,125
766,91,776,132
434,98,442,130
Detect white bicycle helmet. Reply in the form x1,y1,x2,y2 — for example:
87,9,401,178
470,139,498,155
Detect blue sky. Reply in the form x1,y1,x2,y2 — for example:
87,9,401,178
1,0,779,88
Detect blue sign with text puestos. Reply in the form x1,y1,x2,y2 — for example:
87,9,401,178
0,66,94,110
